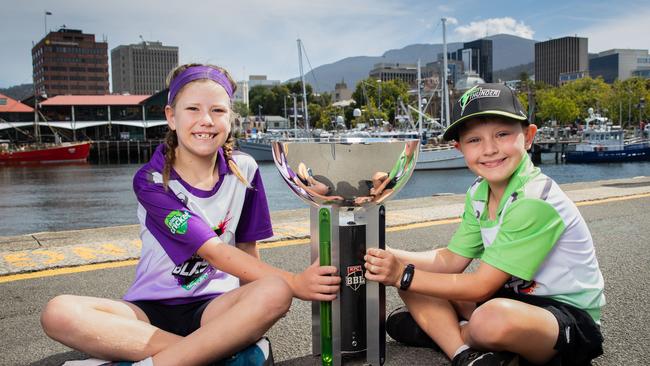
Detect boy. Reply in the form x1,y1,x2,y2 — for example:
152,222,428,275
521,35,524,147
364,84,605,365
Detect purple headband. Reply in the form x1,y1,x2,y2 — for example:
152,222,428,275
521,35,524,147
167,66,234,104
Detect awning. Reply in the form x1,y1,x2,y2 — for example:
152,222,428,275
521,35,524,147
0,120,168,131
0,122,33,131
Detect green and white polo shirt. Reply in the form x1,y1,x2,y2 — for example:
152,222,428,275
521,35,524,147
448,153,605,323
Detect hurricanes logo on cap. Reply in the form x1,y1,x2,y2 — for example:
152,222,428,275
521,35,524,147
459,86,501,116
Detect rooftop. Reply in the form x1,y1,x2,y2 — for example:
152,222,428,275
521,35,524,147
0,93,34,113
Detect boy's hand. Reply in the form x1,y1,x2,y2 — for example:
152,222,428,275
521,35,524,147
364,248,403,287
291,260,340,301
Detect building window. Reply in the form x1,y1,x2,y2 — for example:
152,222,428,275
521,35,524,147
0,98,7,105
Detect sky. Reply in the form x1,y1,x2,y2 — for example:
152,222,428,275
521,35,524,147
1,0,649,89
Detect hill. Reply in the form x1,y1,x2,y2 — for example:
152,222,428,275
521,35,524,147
297,34,536,92
0,84,33,101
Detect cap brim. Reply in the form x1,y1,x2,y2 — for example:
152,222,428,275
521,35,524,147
442,110,529,141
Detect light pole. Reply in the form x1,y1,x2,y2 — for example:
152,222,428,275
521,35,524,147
257,105,263,131
44,11,52,36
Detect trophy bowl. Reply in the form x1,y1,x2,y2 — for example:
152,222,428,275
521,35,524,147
272,138,419,208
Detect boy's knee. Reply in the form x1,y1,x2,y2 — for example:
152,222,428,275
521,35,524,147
41,294,79,338
467,299,515,349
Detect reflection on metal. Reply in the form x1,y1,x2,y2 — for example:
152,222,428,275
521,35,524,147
272,138,420,207
275,138,417,365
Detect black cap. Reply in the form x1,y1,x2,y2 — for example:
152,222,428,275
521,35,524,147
443,83,528,141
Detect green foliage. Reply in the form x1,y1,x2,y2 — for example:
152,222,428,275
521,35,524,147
232,101,250,117
530,76,649,127
352,77,409,125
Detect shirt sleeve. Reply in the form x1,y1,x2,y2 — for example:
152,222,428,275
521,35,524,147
481,198,566,280
235,169,274,243
447,192,484,259
133,170,217,265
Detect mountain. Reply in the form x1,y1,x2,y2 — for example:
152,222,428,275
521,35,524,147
0,84,34,101
297,34,536,93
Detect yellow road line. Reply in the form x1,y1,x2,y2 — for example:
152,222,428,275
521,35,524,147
1,192,649,283
0,260,139,284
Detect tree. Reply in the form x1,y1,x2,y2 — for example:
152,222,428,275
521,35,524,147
536,88,580,124
232,101,250,117
352,78,409,125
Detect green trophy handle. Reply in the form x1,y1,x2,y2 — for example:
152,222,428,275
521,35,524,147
319,208,333,366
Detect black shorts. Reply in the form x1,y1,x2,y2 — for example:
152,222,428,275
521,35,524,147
488,289,603,365
129,298,213,337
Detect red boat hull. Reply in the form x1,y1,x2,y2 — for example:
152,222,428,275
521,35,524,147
0,142,91,164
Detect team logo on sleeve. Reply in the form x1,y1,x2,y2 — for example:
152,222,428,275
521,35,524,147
345,265,366,291
165,210,191,235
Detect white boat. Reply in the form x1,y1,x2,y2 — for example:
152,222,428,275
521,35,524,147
416,144,466,170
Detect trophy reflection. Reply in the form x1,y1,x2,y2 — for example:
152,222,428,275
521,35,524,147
272,138,419,366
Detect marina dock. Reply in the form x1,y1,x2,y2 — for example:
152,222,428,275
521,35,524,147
1,176,649,365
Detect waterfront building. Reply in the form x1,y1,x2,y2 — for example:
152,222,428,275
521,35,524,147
559,70,589,85
333,79,353,102
248,75,281,88
111,41,178,94
424,59,464,88
589,49,650,83
450,39,493,83
535,36,588,86
32,28,109,96
369,63,417,87
0,93,34,122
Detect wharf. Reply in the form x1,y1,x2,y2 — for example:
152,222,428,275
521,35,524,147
1,177,649,365
1,176,650,277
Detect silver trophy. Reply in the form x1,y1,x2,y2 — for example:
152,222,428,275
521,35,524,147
272,138,419,366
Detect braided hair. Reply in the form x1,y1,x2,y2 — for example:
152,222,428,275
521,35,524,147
162,63,249,190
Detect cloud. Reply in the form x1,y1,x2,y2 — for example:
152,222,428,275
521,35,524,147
445,17,459,25
454,17,534,40
576,8,650,52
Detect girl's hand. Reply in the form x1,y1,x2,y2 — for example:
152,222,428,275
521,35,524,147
364,248,403,287
291,260,340,301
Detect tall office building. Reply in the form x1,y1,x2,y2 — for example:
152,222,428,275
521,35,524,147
589,49,650,83
32,28,109,96
452,39,493,83
535,36,588,86
111,41,178,94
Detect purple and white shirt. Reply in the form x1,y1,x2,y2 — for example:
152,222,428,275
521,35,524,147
123,145,273,305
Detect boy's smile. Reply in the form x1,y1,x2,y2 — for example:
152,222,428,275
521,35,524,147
456,118,536,192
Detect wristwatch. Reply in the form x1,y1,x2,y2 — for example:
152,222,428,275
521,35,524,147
399,264,415,290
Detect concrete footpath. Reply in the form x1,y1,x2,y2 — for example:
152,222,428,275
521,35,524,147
0,176,650,365
1,176,650,277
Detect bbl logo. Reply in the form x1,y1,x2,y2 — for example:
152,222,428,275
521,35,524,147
346,265,365,291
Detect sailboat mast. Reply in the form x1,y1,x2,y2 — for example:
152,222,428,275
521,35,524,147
417,59,422,135
297,38,309,131
442,18,450,127
32,81,41,144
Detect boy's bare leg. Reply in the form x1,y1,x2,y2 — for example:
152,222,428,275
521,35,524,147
461,298,559,364
152,276,292,366
399,290,465,359
41,295,182,361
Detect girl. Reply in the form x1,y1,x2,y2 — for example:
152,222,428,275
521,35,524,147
41,64,341,366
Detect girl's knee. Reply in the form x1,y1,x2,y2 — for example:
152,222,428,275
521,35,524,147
466,299,516,349
41,295,80,338
255,277,292,315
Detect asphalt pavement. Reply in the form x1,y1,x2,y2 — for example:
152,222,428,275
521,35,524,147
1,177,649,365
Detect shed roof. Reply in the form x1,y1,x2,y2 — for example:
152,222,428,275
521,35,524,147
0,93,34,113
40,95,150,106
